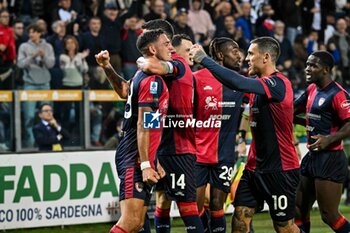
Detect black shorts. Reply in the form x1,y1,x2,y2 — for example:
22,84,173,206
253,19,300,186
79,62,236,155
234,169,300,222
301,150,348,183
118,166,153,205
158,154,197,202
154,177,167,191
195,162,235,193
116,138,153,205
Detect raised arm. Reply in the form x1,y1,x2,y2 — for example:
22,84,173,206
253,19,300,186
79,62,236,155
95,50,129,98
191,45,265,95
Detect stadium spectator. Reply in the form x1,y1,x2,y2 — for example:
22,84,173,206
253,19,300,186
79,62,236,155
121,15,142,80
17,24,55,148
324,14,336,44
293,34,309,84
188,0,215,47
46,20,66,89
327,18,350,86
60,35,88,89
306,30,319,55
12,20,27,53
300,0,335,43
274,21,294,68
273,20,299,90
11,0,45,26
59,35,88,144
103,118,123,150
96,29,171,233
271,0,302,44
335,0,350,19
0,102,10,151
100,0,139,77
213,1,233,35
192,37,301,233
255,3,275,37
235,2,254,44
0,9,16,90
33,103,70,151
79,16,104,81
12,19,27,88
51,0,78,24
172,8,195,43
294,50,350,233
143,0,168,22
214,14,248,51
36,18,48,38
88,66,118,147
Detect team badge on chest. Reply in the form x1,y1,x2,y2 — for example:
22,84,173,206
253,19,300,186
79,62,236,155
318,97,325,106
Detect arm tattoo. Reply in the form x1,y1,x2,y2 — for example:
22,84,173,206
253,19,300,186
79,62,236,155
160,61,170,74
104,65,127,88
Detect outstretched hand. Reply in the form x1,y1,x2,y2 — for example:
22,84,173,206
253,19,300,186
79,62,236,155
95,50,110,68
190,44,208,63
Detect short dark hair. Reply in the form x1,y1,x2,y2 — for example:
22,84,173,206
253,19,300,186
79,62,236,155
172,34,192,47
251,37,280,63
136,29,165,55
142,19,174,39
209,37,239,61
27,23,43,34
311,50,334,70
39,103,52,112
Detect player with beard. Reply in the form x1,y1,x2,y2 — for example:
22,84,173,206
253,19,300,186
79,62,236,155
95,30,171,233
191,37,300,233
139,20,204,233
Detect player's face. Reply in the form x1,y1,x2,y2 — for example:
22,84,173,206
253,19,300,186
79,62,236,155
154,34,173,61
175,39,194,66
245,43,264,76
222,44,241,71
305,55,325,84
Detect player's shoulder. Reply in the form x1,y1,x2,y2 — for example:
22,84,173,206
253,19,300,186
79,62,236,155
193,68,210,77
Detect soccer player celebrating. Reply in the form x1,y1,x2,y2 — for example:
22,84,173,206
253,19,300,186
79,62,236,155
95,29,171,233
191,37,301,233
294,51,350,233
193,37,245,233
140,20,204,232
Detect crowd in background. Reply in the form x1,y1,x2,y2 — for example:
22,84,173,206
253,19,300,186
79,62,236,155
0,0,350,151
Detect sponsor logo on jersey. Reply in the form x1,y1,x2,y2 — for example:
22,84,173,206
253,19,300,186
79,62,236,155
218,101,236,107
205,96,218,110
266,78,277,87
341,100,350,109
276,212,286,217
174,191,185,196
307,113,321,120
203,85,213,90
209,114,231,120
